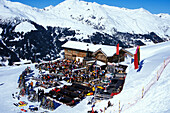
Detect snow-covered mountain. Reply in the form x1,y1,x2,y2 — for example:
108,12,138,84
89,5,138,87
0,0,170,64
0,0,170,38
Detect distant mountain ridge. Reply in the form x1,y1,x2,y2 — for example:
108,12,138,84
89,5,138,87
0,0,170,65
0,0,170,37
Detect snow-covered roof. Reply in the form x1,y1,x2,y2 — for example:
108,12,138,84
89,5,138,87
96,60,106,66
62,41,121,57
62,41,98,52
13,60,32,65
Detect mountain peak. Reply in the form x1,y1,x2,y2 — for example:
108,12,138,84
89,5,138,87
138,8,149,12
0,0,170,39
63,0,79,3
156,13,170,19
65,0,79,1
44,5,54,10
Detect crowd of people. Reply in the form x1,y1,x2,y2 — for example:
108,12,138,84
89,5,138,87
15,58,127,112
37,59,106,84
16,67,63,111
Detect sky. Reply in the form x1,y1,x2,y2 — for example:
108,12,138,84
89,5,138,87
9,0,170,14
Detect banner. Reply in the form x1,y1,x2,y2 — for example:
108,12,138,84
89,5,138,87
116,43,119,55
134,53,138,69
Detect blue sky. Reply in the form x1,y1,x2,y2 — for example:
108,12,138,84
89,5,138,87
9,0,170,14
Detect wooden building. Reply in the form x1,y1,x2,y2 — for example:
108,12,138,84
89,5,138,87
93,48,133,63
63,48,93,61
62,41,133,63
62,41,94,62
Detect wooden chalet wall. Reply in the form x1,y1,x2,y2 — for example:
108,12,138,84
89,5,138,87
108,50,126,63
64,48,92,60
94,49,128,63
95,51,107,63
63,45,132,64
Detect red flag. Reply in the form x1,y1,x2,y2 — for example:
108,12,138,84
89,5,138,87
134,53,138,69
116,43,119,55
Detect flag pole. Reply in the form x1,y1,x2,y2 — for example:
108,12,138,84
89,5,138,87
118,54,120,65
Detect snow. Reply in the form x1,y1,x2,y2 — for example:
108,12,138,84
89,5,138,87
0,64,34,113
0,27,3,34
125,63,170,113
0,40,170,112
96,60,106,66
155,13,170,19
15,21,36,33
111,41,170,113
0,0,170,39
13,59,32,65
44,5,54,11
62,41,121,56
0,0,170,112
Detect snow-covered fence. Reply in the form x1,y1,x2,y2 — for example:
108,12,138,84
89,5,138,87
144,56,170,96
121,56,170,112
157,57,170,80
